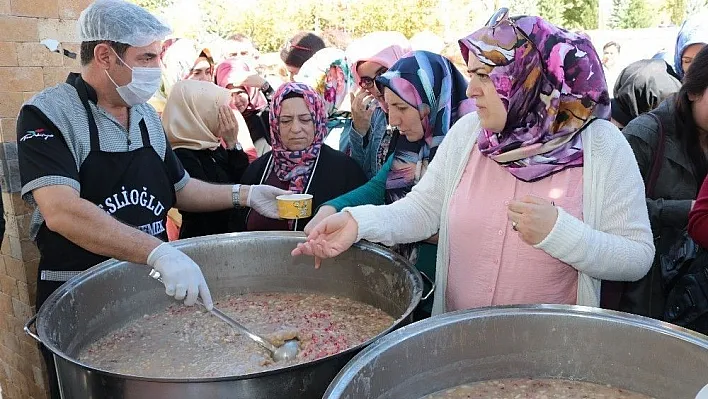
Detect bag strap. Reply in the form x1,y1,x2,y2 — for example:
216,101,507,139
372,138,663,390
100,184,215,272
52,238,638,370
645,113,666,198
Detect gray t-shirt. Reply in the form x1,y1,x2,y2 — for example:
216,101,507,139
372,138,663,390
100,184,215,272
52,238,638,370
18,79,189,239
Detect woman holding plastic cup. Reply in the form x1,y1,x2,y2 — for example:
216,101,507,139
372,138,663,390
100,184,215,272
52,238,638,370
234,82,367,231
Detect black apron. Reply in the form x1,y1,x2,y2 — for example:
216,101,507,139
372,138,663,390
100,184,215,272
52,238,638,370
35,76,175,308
36,77,176,399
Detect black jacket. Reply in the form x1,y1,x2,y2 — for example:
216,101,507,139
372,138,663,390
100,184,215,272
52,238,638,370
244,109,271,145
617,97,705,318
234,145,367,231
174,146,250,239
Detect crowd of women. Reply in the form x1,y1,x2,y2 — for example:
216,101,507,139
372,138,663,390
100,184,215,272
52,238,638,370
149,6,708,327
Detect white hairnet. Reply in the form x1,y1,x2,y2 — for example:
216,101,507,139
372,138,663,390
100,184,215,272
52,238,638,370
77,0,172,47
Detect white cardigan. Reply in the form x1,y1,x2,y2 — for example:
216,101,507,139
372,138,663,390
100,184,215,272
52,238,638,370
346,113,655,315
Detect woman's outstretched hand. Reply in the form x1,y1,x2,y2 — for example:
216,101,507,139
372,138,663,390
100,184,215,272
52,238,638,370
291,212,359,268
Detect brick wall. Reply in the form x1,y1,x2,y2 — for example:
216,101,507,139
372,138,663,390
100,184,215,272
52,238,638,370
0,1,90,398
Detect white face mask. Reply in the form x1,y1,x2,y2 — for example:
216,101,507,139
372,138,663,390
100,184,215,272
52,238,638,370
105,49,161,107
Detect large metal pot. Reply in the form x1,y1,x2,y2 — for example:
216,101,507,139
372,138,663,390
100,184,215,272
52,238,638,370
325,305,708,399
25,232,423,399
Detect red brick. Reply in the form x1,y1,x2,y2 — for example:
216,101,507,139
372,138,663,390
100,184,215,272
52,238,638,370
10,0,59,18
59,0,91,19
0,91,24,118
0,42,18,67
16,42,64,67
0,16,39,42
0,67,44,92
0,275,18,297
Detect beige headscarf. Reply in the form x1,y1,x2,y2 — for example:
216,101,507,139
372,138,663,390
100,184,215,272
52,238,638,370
163,80,231,151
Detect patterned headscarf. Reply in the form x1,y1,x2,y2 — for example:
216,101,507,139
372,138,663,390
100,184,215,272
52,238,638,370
674,14,708,80
377,50,476,204
215,58,268,113
294,48,354,122
459,10,610,182
345,31,411,86
269,82,328,195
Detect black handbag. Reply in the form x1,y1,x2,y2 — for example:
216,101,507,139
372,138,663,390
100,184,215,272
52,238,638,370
640,113,708,333
661,231,708,333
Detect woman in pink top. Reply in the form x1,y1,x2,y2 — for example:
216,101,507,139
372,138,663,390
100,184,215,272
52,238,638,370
293,9,654,315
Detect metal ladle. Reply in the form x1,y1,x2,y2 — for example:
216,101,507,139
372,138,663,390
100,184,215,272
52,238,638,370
149,269,299,362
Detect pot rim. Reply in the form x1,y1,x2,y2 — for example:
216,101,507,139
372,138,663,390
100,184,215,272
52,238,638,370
323,304,708,397
34,231,424,382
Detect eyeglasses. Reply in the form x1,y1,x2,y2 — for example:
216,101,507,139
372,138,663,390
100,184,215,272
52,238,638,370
483,8,546,75
358,67,388,89
486,7,510,28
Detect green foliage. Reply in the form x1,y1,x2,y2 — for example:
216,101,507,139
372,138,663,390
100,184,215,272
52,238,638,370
611,0,653,28
127,0,612,53
609,0,629,28
664,0,687,25
624,0,654,28
537,0,567,27
509,0,539,16
132,0,173,12
563,0,599,29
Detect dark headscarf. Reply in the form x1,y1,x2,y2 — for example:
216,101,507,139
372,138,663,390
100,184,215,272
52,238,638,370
376,51,475,204
280,32,326,68
611,59,681,127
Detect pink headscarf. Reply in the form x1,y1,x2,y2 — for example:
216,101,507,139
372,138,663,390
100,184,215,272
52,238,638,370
215,58,268,113
345,31,411,85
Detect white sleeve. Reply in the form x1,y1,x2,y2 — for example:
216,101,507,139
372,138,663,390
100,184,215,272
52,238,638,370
343,115,472,246
535,127,655,281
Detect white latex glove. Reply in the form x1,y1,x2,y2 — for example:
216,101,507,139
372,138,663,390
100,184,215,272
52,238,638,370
246,185,292,219
147,243,213,310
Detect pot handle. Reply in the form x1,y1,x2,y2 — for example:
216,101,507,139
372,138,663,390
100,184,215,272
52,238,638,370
24,314,42,343
420,271,435,301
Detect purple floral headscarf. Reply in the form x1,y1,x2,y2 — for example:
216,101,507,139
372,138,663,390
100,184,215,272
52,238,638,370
459,10,611,182
269,82,328,194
